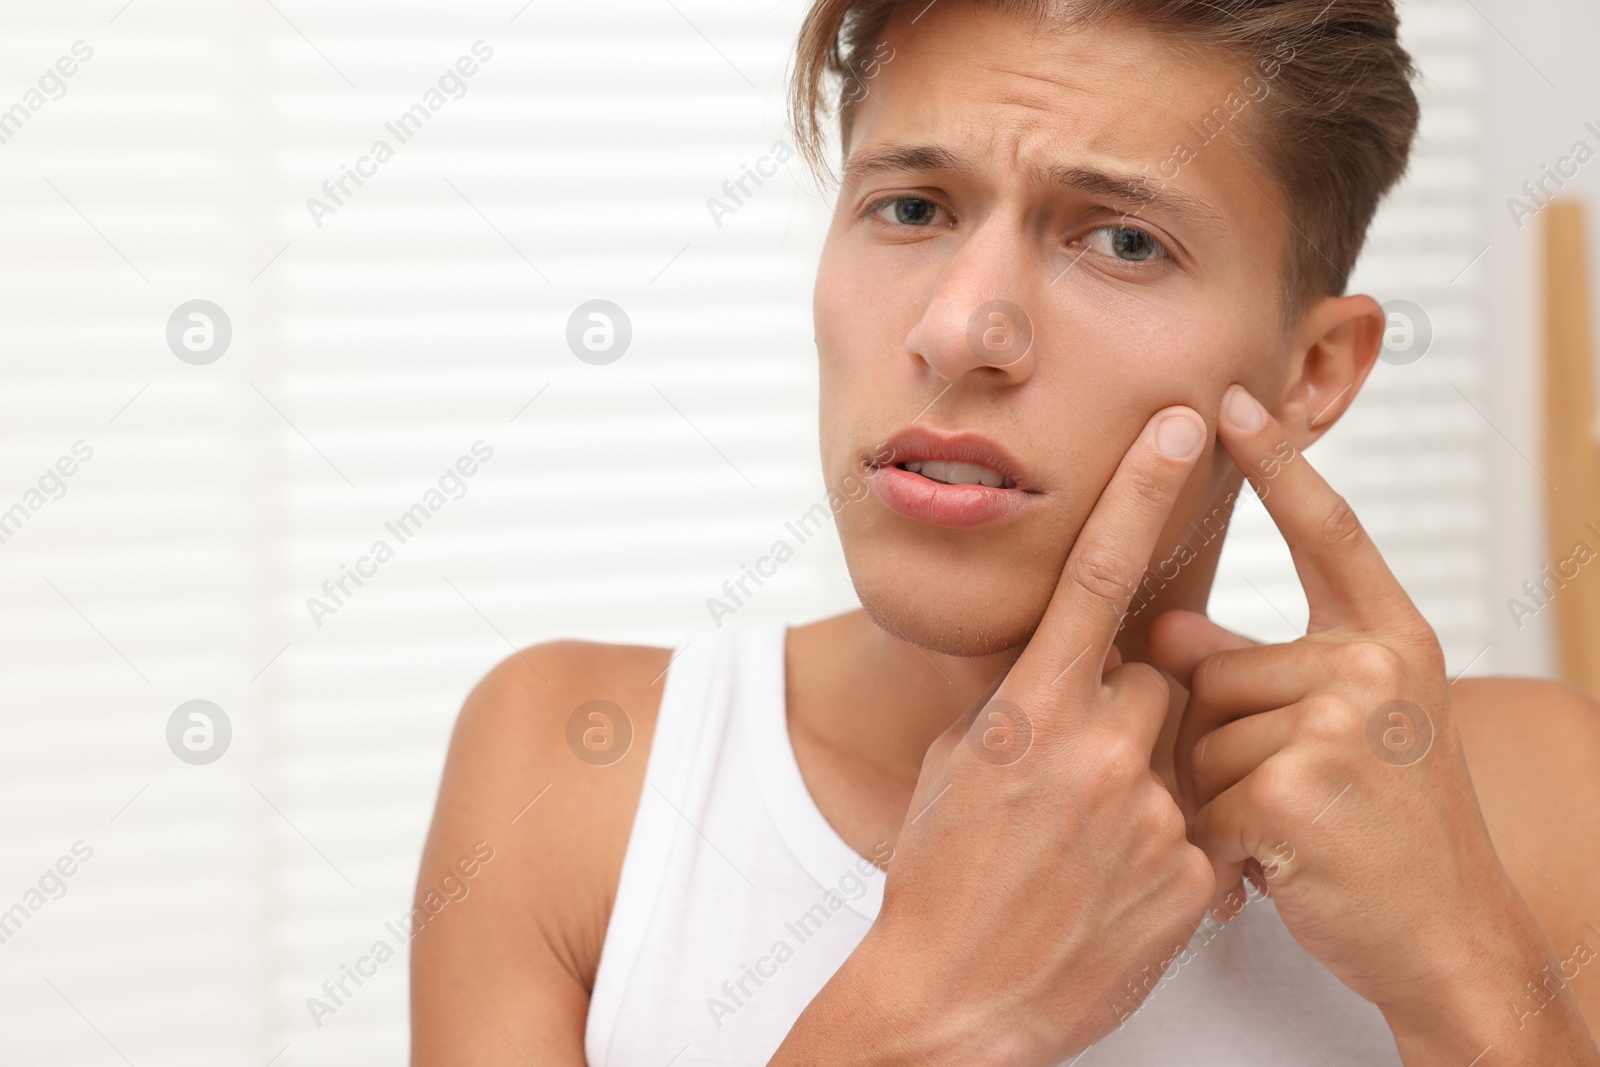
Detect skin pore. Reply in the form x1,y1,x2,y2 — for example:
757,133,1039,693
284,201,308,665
791,0,1381,855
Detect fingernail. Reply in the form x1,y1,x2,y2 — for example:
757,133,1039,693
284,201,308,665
1222,385,1266,432
1156,410,1204,459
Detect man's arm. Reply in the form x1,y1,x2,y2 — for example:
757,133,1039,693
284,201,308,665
409,640,668,1066
1455,675,1600,1034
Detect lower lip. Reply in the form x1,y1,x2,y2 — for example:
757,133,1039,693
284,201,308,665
865,464,1036,529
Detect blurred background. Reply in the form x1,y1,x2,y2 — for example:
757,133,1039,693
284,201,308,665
1,0,1598,1063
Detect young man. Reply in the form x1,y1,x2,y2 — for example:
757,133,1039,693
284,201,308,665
411,1,1600,1063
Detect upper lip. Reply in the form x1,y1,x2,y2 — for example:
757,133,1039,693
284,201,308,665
870,426,1032,491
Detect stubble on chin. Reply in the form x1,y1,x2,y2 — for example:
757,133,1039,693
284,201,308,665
850,571,1042,659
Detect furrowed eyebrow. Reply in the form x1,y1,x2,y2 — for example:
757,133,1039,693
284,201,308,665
1042,164,1225,230
842,141,1225,232
842,142,971,185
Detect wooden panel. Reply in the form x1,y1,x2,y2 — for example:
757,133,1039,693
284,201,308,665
1541,201,1600,696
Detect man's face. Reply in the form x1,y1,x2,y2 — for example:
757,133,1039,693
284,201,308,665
816,1,1301,657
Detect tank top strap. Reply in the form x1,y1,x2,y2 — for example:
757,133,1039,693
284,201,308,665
744,624,884,921
585,624,742,1060
586,621,799,1058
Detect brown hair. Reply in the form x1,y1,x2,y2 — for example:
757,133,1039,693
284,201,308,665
788,0,1420,314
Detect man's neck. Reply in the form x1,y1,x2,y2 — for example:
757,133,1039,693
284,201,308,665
788,610,1017,778
783,492,1239,853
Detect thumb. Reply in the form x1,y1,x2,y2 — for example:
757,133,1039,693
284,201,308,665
1148,609,1256,690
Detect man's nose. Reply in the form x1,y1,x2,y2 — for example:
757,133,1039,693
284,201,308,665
904,225,1041,386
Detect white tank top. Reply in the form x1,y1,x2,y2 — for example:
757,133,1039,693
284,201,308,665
584,622,1402,1065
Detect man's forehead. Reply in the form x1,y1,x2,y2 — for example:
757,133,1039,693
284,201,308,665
844,10,1280,230
873,1,1238,108
860,3,1261,167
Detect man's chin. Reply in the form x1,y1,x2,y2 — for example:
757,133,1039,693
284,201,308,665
849,572,1042,658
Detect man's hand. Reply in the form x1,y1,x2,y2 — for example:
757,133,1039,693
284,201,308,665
1150,383,1600,1065
770,406,1217,1067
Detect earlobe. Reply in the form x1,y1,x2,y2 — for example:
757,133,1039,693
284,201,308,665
1275,294,1385,446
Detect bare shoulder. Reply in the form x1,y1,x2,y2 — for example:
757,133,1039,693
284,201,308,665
1452,676,1600,1016
410,639,672,1066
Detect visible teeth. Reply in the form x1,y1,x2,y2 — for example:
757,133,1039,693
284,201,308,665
902,459,1014,488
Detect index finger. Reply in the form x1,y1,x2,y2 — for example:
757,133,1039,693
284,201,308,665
1216,383,1416,634
1009,404,1209,695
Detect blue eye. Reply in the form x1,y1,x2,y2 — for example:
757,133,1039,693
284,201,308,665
1086,225,1169,262
869,197,941,227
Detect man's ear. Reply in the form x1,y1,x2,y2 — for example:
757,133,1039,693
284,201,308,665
1274,294,1386,447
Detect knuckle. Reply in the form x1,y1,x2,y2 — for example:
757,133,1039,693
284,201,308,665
1077,732,1143,803
1401,618,1446,669
1335,639,1406,685
1076,770,1118,809
1297,694,1358,743
1190,652,1229,701
1260,855,1300,893
1414,617,1443,653
1242,761,1299,815
1100,731,1145,773
1319,493,1365,550
1113,660,1169,701
1179,848,1218,903
1144,790,1188,844
921,731,957,775
1069,548,1137,606
1125,465,1173,508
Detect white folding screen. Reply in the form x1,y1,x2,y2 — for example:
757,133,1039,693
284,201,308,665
0,1,1486,1064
